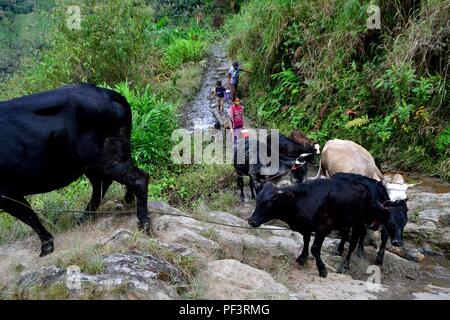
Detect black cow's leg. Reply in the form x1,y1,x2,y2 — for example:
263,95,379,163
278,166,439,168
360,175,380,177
357,227,367,258
77,176,112,224
334,228,349,256
311,232,327,278
124,187,134,204
0,196,54,257
296,232,311,266
237,174,245,203
101,163,150,234
249,177,256,200
376,228,389,265
339,226,362,274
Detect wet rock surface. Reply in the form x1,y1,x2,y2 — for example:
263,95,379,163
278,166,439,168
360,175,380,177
14,250,181,300
405,188,450,256
2,197,449,300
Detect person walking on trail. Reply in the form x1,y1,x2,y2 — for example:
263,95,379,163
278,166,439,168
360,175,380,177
227,61,249,101
214,80,226,114
228,97,245,144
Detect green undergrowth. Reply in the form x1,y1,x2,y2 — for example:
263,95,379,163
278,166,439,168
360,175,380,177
226,0,449,179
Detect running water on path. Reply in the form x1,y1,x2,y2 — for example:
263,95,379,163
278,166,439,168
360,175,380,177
182,44,233,131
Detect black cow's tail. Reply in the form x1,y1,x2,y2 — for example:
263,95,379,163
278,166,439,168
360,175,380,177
104,88,135,201
105,88,133,138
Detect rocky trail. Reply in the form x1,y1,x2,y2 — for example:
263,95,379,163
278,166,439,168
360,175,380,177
0,44,449,300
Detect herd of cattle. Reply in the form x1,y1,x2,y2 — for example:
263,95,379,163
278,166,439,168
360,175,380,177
0,84,408,279
238,134,408,277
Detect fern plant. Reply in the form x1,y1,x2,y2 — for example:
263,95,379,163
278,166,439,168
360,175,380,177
436,126,450,154
345,115,369,128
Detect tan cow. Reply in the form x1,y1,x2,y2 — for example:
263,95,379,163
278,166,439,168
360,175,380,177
317,139,384,181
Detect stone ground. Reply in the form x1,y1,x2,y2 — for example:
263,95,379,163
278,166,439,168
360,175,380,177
0,189,449,300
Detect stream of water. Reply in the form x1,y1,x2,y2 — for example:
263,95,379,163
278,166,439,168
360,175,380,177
183,44,232,132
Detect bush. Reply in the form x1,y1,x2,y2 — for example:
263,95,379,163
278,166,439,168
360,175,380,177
226,0,450,179
26,0,153,90
163,38,207,69
112,82,178,176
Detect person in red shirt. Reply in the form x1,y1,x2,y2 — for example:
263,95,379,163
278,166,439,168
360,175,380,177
228,97,245,144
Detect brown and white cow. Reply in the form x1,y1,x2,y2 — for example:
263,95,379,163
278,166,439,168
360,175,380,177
316,139,384,181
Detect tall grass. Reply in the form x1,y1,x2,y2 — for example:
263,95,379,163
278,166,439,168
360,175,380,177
112,82,178,176
163,38,207,69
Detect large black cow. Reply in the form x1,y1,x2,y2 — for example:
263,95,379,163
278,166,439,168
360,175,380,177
332,172,408,265
233,137,314,202
0,84,150,257
248,175,408,277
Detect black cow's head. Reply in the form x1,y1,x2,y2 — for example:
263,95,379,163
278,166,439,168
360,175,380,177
248,182,293,228
254,153,312,192
378,199,409,247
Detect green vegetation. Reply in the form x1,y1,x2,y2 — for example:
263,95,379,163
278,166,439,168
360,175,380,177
0,0,219,242
227,0,449,178
113,82,178,175
0,0,448,253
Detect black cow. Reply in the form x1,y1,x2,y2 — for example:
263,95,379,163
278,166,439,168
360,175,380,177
0,84,150,257
332,172,408,265
268,130,320,159
248,176,407,277
233,137,313,202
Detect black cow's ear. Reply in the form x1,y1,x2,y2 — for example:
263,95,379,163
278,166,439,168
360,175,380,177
286,192,295,199
382,200,393,207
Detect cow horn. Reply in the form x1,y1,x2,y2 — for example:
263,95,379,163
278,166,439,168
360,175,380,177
299,153,313,158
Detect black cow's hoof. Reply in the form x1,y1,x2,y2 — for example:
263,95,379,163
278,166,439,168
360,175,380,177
375,257,384,266
138,220,152,236
337,264,349,274
240,196,245,203
75,213,92,225
40,239,54,257
319,268,328,278
296,255,308,266
357,250,366,259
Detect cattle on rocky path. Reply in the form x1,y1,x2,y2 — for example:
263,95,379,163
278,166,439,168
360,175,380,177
332,173,409,265
248,174,408,277
233,135,315,202
233,131,319,202
0,84,150,257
